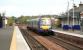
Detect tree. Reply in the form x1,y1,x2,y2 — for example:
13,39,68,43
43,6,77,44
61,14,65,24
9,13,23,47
17,15,30,24
8,16,16,26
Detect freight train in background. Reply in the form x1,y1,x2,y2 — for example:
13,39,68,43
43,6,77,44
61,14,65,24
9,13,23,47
27,16,61,35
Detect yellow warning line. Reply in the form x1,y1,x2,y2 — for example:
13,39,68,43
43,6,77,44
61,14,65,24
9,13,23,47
10,27,16,50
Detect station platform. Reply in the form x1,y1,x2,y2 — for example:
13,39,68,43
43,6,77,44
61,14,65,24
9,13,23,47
0,26,14,50
0,26,30,50
10,26,31,50
52,28,83,38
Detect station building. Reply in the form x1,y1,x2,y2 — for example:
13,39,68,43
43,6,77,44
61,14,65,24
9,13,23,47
0,13,8,28
61,2,83,26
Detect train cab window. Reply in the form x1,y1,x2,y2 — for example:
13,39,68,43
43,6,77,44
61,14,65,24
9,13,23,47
40,18,51,26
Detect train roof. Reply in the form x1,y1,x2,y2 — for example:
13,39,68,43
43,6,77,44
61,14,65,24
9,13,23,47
27,18,39,21
27,17,51,22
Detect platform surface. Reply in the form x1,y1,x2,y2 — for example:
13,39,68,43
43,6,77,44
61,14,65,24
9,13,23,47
10,26,31,50
0,26,14,50
52,28,83,38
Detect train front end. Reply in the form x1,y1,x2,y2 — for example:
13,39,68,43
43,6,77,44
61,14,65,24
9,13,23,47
40,18,51,30
38,17,53,35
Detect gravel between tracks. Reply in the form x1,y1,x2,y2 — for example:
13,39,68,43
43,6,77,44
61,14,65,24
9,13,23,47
19,26,83,50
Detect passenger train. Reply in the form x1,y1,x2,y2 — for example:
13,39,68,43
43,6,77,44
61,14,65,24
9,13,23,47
27,17,54,35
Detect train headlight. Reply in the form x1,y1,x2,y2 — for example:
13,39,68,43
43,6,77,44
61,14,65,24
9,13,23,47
40,26,51,30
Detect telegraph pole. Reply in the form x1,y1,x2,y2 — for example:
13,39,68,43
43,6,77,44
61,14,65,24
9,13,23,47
73,0,75,26
67,1,70,25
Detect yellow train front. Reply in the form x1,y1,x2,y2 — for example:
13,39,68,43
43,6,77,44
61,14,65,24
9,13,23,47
27,17,54,35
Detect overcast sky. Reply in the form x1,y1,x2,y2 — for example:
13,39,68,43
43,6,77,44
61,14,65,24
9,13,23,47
0,0,83,17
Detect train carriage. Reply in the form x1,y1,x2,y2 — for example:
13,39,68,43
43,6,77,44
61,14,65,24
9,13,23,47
27,17,54,35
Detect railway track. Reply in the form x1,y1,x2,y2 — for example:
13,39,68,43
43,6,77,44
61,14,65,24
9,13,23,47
45,36,83,50
19,26,83,50
53,36,83,49
20,29,47,50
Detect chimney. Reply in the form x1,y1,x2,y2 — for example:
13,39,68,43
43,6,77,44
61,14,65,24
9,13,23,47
79,1,83,7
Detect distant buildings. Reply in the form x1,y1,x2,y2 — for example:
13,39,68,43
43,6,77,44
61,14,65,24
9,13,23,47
69,2,83,18
61,2,83,25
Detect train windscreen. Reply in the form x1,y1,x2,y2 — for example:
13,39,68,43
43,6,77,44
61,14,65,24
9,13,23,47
40,18,51,26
